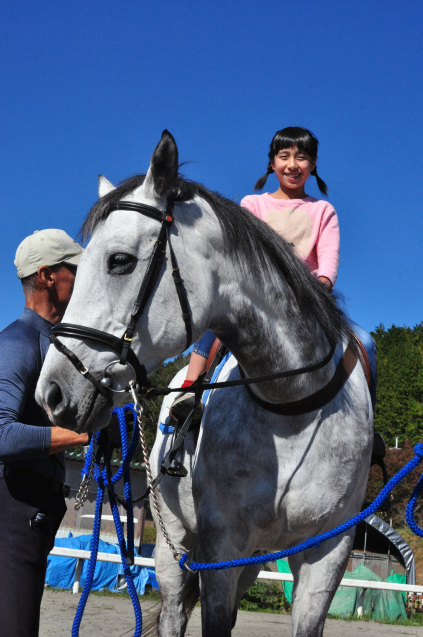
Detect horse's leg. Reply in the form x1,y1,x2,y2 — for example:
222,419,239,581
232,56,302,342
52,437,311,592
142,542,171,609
231,564,262,627
154,529,198,637
199,563,261,634
288,532,354,637
199,568,238,637
196,527,261,636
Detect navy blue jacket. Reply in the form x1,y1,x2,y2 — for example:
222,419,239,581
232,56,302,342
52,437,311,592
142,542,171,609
0,307,65,482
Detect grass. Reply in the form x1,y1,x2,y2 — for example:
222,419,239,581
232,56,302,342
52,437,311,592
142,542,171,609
327,612,423,626
142,523,157,545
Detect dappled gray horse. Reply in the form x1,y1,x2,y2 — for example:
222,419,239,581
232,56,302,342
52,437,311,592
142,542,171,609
37,131,373,636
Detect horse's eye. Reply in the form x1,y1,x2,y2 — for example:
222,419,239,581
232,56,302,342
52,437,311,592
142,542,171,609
107,253,137,275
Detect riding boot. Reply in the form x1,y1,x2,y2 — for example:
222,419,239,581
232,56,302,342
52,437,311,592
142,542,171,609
169,392,204,426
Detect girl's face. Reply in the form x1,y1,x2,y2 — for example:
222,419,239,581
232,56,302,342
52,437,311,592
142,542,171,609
271,146,316,198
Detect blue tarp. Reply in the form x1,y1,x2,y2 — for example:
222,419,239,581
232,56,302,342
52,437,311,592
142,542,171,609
46,534,159,595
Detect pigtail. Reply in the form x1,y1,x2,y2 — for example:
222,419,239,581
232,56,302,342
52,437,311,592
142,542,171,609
254,163,274,191
312,168,328,196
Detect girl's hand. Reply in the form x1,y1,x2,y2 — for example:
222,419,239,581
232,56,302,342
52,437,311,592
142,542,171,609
317,276,333,293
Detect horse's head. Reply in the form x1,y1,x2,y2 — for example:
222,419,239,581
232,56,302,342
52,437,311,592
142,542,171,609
36,131,217,432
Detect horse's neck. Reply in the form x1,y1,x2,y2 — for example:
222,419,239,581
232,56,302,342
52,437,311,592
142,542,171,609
210,259,335,403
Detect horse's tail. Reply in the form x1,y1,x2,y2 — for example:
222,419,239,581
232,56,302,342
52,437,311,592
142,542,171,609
183,569,200,618
138,571,199,636
139,601,161,636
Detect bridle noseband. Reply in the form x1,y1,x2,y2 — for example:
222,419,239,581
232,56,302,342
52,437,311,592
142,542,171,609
50,198,192,405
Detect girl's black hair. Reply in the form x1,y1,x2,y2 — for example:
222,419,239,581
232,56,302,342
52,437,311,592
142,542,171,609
254,126,328,195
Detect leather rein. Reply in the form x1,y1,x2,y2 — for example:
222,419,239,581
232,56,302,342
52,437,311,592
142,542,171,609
49,198,359,414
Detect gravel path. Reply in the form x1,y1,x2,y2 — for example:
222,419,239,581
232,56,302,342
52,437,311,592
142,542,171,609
40,589,422,636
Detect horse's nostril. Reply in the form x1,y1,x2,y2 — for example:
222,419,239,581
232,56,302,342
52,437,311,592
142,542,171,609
45,381,63,412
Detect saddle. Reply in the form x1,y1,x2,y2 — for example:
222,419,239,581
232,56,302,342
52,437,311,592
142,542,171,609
349,330,372,391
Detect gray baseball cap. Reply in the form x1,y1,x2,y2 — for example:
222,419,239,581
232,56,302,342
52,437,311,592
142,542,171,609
14,229,84,279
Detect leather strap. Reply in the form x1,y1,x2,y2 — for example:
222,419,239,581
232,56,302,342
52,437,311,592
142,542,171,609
49,334,114,405
242,341,358,416
349,329,371,387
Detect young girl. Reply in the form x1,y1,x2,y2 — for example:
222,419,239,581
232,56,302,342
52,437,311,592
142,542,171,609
171,126,374,421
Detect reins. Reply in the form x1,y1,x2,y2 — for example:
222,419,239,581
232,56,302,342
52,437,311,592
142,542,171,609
139,341,337,400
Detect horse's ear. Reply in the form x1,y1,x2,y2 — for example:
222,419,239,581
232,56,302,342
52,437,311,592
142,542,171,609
98,175,115,198
144,130,178,198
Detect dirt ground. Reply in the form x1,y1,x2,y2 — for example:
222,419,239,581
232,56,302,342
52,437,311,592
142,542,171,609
40,589,422,636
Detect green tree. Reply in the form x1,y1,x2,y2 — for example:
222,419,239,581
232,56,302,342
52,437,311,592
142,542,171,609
365,441,422,528
372,323,423,445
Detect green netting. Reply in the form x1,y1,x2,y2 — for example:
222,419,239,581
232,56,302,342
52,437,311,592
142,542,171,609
386,570,407,605
276,560,407,620
362,569,407,621
276,558,293,603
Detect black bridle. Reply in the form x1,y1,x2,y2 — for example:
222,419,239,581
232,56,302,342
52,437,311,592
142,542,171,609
50,199,193,405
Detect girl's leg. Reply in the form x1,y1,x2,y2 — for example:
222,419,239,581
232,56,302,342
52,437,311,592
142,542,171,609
184,330,216,380
170,330,216,422
185,351,208,381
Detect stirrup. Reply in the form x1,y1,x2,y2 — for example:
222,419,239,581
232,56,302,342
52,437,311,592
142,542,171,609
170,392,204,425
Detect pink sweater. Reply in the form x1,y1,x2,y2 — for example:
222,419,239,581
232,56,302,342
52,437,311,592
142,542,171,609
240,193,340,285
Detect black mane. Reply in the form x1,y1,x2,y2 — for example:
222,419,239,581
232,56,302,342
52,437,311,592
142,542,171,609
81,174,350,348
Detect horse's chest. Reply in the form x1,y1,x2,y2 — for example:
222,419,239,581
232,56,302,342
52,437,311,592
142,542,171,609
196,421,351,543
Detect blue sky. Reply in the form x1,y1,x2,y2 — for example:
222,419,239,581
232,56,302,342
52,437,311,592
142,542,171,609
1,1,422,336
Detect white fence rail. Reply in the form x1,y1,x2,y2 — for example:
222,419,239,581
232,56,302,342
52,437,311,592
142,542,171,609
49,547,423,595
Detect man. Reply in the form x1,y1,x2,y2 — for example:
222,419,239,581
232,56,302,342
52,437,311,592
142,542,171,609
0,229,90,636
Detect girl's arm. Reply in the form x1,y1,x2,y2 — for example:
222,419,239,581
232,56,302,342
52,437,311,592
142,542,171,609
316,205,340,289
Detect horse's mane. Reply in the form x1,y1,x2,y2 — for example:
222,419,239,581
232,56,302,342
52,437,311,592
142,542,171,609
81,174,350,349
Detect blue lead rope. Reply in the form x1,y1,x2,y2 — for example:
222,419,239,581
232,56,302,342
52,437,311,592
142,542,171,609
179,443,423,572
71,398,423,633
72,404,142,637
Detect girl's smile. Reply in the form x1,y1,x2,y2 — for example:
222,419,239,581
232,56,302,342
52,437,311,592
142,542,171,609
270,146,316,199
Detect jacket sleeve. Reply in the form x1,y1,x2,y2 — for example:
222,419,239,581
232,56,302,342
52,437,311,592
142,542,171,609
0,328,51,461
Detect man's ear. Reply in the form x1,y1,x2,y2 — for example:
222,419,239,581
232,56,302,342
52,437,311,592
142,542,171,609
37,265,55,289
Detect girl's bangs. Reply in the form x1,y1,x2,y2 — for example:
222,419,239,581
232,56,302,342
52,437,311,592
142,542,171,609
271,128,318,158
